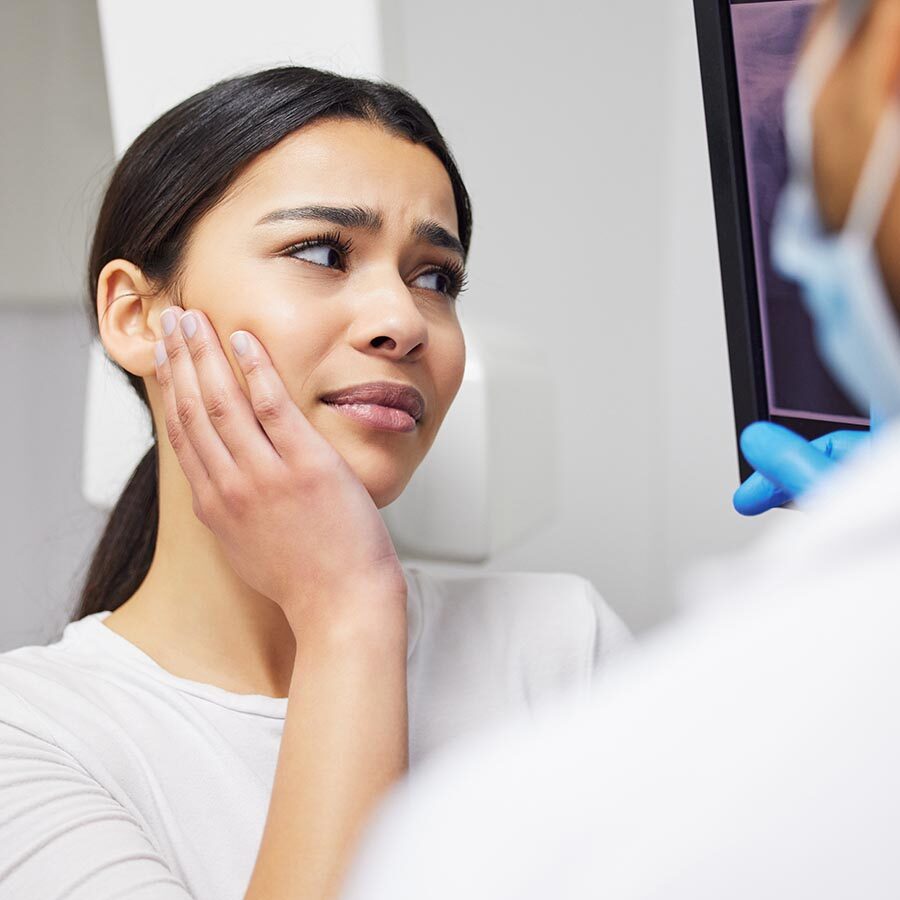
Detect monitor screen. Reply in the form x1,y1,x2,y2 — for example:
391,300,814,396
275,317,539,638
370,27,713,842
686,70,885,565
729,0,867,427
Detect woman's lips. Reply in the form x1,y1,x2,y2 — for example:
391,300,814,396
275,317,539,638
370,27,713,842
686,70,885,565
322,401,417,433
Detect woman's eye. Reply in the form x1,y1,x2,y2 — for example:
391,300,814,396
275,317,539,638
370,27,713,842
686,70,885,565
292,244,342,268
413,271,451,294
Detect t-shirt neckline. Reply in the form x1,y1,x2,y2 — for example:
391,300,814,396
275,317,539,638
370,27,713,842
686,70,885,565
82,610,290,718
74,573,422,718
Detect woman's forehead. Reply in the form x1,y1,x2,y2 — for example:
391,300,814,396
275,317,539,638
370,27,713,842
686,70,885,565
221,118,459,230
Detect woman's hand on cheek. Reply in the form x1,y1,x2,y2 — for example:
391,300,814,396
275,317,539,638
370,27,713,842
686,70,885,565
153,306,408,636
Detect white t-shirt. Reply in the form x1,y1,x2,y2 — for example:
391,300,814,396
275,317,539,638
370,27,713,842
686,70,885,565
0,564,631,900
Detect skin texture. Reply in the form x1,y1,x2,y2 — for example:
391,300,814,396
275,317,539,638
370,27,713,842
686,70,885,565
94,118,467,698
810,0,900,303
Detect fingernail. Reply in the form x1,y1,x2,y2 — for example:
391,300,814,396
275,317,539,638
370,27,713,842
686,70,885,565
161,308,178,336
180,312,197,339
154,340,167,366
230,331,250,356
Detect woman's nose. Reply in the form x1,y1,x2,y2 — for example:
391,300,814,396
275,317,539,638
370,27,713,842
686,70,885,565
347,276,429,359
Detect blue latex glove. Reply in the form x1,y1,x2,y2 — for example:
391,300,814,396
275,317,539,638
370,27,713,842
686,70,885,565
733,422,870,516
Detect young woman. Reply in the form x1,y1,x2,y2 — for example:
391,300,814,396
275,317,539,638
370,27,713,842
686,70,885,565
0,67,631,900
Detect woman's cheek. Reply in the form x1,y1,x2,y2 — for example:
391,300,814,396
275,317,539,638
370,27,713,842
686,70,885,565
245,304,339,393
443,327,467,400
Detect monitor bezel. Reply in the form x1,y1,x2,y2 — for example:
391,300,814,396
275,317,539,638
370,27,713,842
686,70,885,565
692,0,868,484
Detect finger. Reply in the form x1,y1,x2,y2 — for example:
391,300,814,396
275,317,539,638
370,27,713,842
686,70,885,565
161,306,236,477
734,427,869,515
739,421,835,497
153,337,211,488
733,470,792,516
178,309,280,468
228,329,317,463
809,429,869,462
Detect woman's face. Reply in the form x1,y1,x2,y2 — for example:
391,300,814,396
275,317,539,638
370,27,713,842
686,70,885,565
156,118,467,508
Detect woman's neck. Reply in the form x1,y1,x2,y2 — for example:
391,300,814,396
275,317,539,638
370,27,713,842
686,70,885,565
103,448,298,698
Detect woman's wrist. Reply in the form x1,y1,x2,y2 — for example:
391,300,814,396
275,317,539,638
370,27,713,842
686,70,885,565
286,585,409,658
248,582,409,900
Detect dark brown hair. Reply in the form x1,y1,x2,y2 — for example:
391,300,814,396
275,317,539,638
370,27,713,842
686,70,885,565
73,66,472,622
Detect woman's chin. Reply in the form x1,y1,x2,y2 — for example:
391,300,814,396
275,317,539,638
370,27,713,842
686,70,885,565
332,439,415,506
360,464,411,509
309,405,420,506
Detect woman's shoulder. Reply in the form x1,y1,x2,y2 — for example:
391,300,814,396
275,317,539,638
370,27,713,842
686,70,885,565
400,565,634,758
405,563,626,619
0,613,99,673
405,564,600,611
0,617,100,740
402,564,633,667
0,612,194,755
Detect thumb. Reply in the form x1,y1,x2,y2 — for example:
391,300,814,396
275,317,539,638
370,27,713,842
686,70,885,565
733,470,792,516
739,421,836,497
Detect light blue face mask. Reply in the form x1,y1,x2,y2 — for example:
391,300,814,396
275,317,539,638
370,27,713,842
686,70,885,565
771,0,900,425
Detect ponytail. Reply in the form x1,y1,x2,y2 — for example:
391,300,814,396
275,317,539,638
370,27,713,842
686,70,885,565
71,443,159,621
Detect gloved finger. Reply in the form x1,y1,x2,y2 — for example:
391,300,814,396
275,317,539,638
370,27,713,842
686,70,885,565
739,421,836,497
809,429,869,462
733,470,793,516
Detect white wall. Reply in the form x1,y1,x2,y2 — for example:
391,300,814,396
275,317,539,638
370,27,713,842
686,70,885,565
657,0,770,609
0,0,113,306
0,305,107,650
97,0,384,154
0,0,113,650
384,0,668,630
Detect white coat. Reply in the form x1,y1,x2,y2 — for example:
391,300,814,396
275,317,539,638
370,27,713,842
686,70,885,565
341,418,900,900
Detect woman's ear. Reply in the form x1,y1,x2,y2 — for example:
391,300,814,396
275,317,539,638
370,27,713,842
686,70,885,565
96,259,170,377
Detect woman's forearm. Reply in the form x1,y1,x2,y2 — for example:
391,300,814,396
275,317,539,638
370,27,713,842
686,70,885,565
244,596,409,900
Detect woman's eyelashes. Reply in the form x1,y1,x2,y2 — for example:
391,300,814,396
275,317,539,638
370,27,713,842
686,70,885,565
280,230,468,300
283,229,353,270
416,258,468,299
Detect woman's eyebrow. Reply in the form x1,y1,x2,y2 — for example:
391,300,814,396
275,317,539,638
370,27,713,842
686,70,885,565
256,204,465,258
256,204,382,230
412,220,465,259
